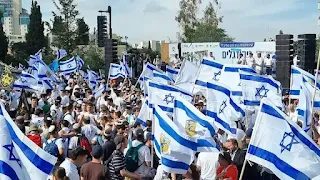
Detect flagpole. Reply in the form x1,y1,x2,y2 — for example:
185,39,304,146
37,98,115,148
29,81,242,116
310,49,320,130
239,160,248,180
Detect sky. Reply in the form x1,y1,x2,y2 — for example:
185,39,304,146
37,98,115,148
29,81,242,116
22,0,320,44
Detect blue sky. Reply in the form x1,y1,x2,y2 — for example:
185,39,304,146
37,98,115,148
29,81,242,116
22,0,320,44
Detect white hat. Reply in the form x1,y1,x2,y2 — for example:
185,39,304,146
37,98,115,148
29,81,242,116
74,85,80,89
48,125,56,133
72,123,81,130
65,86,72,91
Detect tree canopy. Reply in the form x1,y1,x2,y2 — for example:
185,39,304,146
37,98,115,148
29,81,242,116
0,11,8,62
75,18,89,45
176,0,233,43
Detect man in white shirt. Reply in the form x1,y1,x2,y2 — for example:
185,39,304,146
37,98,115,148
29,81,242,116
81,116,102,142
255,52,264,75
237,53,246,65
196,152,220,180
61,89,70,106
264,54,273,75
246,52,255,69
50,99,63,122
60,146,88,180
170,54,181,68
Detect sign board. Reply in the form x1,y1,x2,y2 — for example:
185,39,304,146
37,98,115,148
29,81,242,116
168,42,276,65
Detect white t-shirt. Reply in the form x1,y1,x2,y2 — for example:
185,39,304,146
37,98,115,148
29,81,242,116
43,138,65,156
255,57,264,71
247,57,255,68
60,158,79,180
30,115,44,127
265,57,273,67
64,113,75,125
81,124,101,142
61,95,70,106
9,92,20,111
50,105,63,122
68,136,80,150
196,152,220,180
131,140,151,174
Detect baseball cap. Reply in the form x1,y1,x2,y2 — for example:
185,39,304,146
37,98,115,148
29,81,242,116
48,125,56,133
29,124,39,132
72,123,81,130
135,128,144,138
114,135,126,149
92,145,103,159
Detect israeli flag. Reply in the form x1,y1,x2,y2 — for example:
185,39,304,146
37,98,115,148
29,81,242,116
37,63,54,90
120,53,132,78
174,60,200,94
153,105,196,174
18,63,25,71
174,96,220,152
297,78,312,134
194,58,223,96
35,49,42,60
94,85,107,98
136,99,150,127
87,69,98,90
239,71,282,109
166,65,179,81
56,49,67,60
109,63,126,79
59,57,77,74
206,80,245,136
76,55,84,70
138,63,164,89
300,76,320,112
152,70,174,84
0,102,57,179
79,70,88,81
148,81,193,113
13,71,39,92
246,98,320,180
290,66,320,98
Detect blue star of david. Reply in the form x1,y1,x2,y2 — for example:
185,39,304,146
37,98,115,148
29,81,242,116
67,64,72,68
20,78,27,83
280,132,299,153
219,100,227,114
255,85,269,98
163,93,174,104
240,100,244,104
3,143,21,167
213,71,221,81
238,82,241,86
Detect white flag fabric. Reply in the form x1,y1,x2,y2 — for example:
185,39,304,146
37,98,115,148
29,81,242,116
173,96,219,152
174,60,200,94
206,80,245,136
13,71,39,92
193,58,223,96
136,99,150,127
120,53,132,78
246,98,320,180
76,55,84,70
37,63,54,90
239,71,282,109
56,49,67,60
296,78,312,134
138,63,164,89
166,66,179,82
148,81,193,113
59,57,77,74
0,102,57,179
87,69,98,90
109,63,126,80
153,105,196,174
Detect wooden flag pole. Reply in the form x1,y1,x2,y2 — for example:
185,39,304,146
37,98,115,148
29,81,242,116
239,159,248,180
310,49,320,130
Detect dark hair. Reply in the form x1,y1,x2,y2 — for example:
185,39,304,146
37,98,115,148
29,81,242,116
115,111,121,118
34,108,43,116
87,102,93,107
69,147,88,160
146,120,152,128
74,91,81,98
229,139,238,147
44,119,52,127
31,96,38,101
219,152,232,165
116,124,126,131
54,167,67,180
60,120,70,128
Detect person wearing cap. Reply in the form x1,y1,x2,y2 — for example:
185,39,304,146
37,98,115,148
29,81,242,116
80,145,106,179
27,124,45,148
216,152,238,180
96,89,108,111
60,146,88,180
108,135,141,180
51,98,63,122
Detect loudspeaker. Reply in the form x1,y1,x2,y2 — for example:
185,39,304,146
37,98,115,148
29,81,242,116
297,34,316,74
276,34,294,89
178,43,182,59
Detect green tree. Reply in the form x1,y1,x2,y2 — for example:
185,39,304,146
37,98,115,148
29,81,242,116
26,1,46,55
50,0,79,54
176,0,232,42
75,45,104,71
0,11,8,62
76,18,89,45
11,42,28,65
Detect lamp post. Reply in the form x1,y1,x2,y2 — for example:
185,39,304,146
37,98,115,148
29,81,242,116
125,36,128,50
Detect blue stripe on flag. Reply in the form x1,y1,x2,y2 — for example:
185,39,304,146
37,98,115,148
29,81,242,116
175,100,216,137
291,68,300,74
240,74,279,89
59,58,74,65
224,67,256,73
60,67,77,73
206,110,237,134
0,108,54,175
166,67,179,74
0,160,19,180
154,108,197,151
149,82,192,97
197,139,220,150
289,90,300,96
248,145,309,180
154,73,172,81
231,91,243,96
136,118,147,127
202,60,223,69
154,139,190,171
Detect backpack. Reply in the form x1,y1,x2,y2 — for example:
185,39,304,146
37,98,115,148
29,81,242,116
27,134,42,148
125,143,144,172
77,135,92,154
44,139,59,157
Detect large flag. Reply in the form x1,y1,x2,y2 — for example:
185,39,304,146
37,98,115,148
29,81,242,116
120,53,132,78
174,60,200,94
37,62,54,90
0,102,57,179
296,78,312,133
56,49,67,60
136,99,150,127
152,70,174,85
87,68,98,90
0,62,21,89
79,70,88,81
59,57,77,74
13,71,38,92
206,80,245,136
76,55,84,70
174,96,219,152
166,65,179,82
153,105,196,174
193,58,223,96
138,63,164,89
246,98,320,180
148,81,193,113
109,63,126,80
239,71,282,109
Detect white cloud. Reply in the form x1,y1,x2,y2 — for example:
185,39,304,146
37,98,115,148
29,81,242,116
22,0,319,44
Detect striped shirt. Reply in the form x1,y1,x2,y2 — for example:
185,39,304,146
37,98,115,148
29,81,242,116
108,150,126,180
